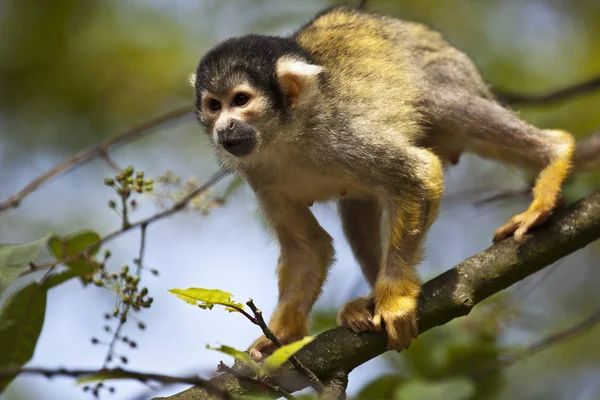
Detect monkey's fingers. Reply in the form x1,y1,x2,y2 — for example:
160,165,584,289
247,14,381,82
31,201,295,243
373,308,418,351
493,207,552,244
387,314,418,351
338,296,375,333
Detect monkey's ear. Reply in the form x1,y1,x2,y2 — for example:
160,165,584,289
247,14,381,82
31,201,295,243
276,58,323,108
188,72,196,88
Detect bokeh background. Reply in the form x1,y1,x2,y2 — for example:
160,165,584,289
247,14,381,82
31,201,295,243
1,0,600,399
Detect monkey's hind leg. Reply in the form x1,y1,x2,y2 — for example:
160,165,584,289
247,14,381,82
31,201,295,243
493,130,575,242
337,197,382,333
429,91,575,243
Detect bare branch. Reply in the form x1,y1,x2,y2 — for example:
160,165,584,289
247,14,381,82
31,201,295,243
159,189,600,400
0,366,230,400
246,299,325,394
19,170,227,278
0,106,193,212
496,74,600,106
471,307,600,380
573,131,600,174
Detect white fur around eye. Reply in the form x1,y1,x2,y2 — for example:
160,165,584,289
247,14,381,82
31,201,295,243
188,72,196,87
276,57,323,78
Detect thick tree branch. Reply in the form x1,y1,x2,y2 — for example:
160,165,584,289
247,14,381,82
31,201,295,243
158,189,600,400
320,371,348,400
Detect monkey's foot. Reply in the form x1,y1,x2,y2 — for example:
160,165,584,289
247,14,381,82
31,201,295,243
493,204,553,244
373,280,419,351
248,325,306,361
337,296,375,333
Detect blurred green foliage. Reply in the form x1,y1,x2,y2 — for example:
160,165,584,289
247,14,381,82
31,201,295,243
0,0,199,152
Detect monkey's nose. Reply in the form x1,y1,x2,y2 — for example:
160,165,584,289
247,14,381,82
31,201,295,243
219,135,255,156
217,119,256,157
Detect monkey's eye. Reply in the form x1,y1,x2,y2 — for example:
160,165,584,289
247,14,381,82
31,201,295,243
208,99,221,111
232,93,250,107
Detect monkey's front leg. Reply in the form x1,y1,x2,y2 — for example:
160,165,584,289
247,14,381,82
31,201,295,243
372,195,435,350
248,196,334,360
372,150,443,351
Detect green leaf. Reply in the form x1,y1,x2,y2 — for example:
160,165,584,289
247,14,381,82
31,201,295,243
41,269,82,290
262,336,314,375
0,283,47,391
0,235,49,297
395,377,475,400
168,288,244,312
206,345,262,375
47,231,101,283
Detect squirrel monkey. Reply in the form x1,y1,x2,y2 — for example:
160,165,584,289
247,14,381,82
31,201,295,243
192,7,575,358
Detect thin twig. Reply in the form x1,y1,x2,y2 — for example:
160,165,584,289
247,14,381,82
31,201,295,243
135,223,148,276
471,307,600,380
357,0,368,10
104,222,149,367
120,186,131,229
225,304,257,325
103,304,131,368
246,299,325,394
573,131,600,174
0,105,194,212
246,300,284,348
0,366,230,399
19,170,227,278
496,74,600,106
217,362,297,400
473,185,532,207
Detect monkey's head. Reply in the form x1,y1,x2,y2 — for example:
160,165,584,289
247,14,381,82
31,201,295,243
193,34,323,166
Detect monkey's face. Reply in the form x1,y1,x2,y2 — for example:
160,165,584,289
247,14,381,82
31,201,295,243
193,35,324,166
197,83,274,158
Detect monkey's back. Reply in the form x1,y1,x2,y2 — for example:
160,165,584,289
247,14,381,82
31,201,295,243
294,7,492,141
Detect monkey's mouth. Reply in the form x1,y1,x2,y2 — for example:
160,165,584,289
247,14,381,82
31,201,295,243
219,135,256,157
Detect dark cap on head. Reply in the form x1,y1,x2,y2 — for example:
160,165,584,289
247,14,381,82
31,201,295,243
195,34,314,113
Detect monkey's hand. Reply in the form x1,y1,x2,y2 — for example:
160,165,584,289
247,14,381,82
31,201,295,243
372,279,420,351
338,295,376,333
248,312,308,361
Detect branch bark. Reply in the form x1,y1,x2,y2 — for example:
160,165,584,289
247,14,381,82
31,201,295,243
157,189,600,400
